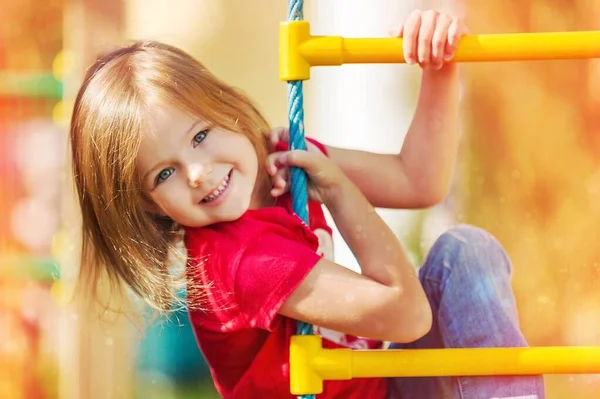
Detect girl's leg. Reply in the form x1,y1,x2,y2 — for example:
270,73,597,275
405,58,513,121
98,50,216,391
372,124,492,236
388,225,545,399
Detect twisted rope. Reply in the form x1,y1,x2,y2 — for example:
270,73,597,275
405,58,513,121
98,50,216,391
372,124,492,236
287,1,315,398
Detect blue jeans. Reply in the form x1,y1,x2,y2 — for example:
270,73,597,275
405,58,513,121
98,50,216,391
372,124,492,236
388,225,546,399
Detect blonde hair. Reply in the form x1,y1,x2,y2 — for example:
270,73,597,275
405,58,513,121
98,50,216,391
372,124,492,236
70,40,272,313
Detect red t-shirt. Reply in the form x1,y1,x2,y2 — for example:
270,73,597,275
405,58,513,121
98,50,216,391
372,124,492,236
184,139,388,399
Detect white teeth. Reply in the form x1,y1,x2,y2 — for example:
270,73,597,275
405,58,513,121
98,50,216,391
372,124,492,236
201,173,230,203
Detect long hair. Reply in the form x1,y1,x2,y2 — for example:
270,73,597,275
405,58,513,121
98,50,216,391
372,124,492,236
70,40,272,314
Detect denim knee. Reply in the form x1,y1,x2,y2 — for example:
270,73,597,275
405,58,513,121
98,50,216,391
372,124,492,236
421,224,513,282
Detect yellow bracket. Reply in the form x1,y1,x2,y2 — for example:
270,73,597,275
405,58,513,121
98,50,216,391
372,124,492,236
279,21,600,81
290,335,600,395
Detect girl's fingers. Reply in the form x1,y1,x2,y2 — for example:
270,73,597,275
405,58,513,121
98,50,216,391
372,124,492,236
430,14,452,68
402,10,423,65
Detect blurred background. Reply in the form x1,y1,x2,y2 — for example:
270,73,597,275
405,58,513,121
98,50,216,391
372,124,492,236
3,0,600,398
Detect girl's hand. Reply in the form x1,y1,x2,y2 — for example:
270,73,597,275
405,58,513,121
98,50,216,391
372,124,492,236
391,9,469,70
267,126,341,203
268,126,322,155
265,148,346,205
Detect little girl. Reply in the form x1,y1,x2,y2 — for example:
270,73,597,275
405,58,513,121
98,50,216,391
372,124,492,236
69,9,545,399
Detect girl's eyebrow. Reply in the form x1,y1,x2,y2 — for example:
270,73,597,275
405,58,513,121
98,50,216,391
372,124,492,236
183,119,204,137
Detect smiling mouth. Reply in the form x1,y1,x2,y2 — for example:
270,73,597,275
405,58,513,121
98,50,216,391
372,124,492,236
201,170,232,203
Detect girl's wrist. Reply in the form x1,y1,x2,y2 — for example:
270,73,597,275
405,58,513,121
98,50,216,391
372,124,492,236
323,177,365,211
422,62,459,81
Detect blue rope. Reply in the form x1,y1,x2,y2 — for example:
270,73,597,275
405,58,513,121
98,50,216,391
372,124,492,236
287,1,315,399
287,81,309,225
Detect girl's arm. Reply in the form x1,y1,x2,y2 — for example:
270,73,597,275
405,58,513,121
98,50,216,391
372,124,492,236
270,10,468,210
325,64,460,209
329,10,467,209
273,150,431,343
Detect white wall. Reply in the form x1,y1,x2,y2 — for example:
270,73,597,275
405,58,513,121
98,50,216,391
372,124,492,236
305,0,439,270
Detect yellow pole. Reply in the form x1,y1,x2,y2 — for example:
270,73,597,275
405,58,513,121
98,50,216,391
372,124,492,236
290,336,600,395
280,21,600,80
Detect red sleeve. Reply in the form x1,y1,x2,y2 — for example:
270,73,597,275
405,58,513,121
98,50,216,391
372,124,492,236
184,210,323,332
234,228,322,331
275,136,329,157
306,137,328,157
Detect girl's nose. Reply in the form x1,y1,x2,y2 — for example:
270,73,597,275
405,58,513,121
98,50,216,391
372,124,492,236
187,163,211,188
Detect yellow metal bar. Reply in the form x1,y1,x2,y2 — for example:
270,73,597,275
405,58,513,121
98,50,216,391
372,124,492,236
290,335,600,395
280,21,600,81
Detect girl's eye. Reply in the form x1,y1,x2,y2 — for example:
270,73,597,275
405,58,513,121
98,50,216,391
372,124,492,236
155,167,174,185
192,129,210,147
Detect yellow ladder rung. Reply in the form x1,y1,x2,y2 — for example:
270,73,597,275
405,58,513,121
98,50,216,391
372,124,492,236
290,335,600,395
280,21,600,81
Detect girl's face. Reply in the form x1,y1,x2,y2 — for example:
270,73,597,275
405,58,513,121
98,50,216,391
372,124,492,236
137,105,262,227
